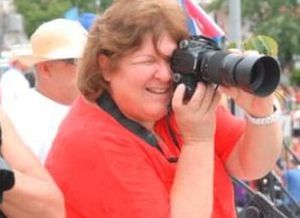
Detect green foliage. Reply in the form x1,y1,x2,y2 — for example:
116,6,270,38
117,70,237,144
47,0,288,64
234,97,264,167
243,35,278,56
226,35,278,56
290,69,300,86
207,0,225,11
14,0,70,36
14,0,113,37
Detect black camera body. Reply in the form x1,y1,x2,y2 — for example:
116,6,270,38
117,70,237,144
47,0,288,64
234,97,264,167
0,156,14,197
0,127,14,203
171,35,281,100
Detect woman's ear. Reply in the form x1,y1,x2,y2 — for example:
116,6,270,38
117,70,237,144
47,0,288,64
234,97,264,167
98,55,111,82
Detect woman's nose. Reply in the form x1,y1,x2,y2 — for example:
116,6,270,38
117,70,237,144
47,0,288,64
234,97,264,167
155,61,172,82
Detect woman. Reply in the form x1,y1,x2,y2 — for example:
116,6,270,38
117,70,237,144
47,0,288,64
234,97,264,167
46,0,282,217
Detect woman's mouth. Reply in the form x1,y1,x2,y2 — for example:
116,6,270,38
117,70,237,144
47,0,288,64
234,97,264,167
146,87,171,94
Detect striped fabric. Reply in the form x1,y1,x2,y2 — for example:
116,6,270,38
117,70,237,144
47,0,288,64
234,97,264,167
178,0,225,44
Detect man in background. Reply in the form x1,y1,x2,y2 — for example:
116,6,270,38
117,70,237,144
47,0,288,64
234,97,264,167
0,44,34,112
0,18,87,217
5,18,87,163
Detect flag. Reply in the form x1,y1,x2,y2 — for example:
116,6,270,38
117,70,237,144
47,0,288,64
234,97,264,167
79,13,97,31
64,7,79,21
178,0,225,44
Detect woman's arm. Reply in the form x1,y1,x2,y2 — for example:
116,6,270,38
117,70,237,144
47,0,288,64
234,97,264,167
170,84,221,218
223,87,283,180
0,108,65,218
226,116,282,180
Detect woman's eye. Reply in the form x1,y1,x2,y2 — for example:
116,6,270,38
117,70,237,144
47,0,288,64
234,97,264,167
143,60,155,64
133,59,155,65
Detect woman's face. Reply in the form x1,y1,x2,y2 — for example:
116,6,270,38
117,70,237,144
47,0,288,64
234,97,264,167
104,33,176,129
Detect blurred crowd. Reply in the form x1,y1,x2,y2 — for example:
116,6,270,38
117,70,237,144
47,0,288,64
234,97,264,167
233,83,300,217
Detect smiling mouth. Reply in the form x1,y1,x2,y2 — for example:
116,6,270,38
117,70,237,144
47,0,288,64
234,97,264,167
146,87,171,94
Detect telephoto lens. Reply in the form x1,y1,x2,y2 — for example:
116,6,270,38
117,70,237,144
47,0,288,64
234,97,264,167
171,36,281,100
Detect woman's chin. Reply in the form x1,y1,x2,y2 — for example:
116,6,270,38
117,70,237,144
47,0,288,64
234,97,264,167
145,107,169,121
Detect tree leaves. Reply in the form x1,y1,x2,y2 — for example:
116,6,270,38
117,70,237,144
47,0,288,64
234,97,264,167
14,0,113,37
243,35,278,57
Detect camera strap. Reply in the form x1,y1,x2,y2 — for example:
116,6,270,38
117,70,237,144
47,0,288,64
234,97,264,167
96,91,164,155
0,210,7,218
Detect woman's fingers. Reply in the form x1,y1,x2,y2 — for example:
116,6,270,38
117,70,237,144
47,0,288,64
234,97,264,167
173,83,220,114
172,83,186,109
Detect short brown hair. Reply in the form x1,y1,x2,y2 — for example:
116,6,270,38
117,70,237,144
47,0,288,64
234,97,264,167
77,0,189,101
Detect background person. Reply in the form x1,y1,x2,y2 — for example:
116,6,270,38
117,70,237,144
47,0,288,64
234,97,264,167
46,0,282,217
5,18,87,163
0,106,65,218
0,44,33,112
0,17,87,218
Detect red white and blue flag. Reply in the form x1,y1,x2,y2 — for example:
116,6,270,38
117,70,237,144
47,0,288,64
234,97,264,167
178,0,225,44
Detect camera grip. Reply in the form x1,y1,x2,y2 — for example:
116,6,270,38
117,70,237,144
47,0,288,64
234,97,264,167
173,72,197,101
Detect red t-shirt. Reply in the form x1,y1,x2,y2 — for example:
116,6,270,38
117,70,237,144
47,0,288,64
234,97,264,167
46,95,245,218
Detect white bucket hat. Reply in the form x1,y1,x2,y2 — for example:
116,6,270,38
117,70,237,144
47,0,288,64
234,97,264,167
22,18,88,66
7,44,33,66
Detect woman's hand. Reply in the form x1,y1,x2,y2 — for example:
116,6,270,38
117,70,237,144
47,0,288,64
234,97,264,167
220,86,274,117
220,49,275,117
172,83,221,145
